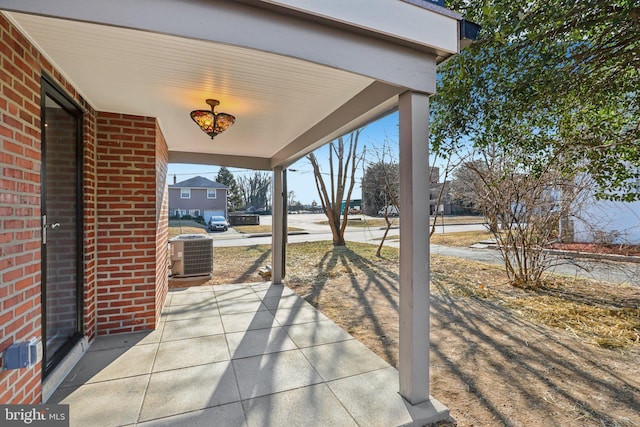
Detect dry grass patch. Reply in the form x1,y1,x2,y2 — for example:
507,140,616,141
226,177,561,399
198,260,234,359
316,218,399,228
430,255,640,349
430,230,495,247
233,225,273,234
168,220,207,238
203,241,640,351
233,225,304,234
504,296,640,348
376,230,494,246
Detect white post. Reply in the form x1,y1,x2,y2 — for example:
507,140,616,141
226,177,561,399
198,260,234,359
272,166,284,284
398,90,431,404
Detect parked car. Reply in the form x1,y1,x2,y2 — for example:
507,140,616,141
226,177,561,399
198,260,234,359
208,216,229,231
377,205,399,217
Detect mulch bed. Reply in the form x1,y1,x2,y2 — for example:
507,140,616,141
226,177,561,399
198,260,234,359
548,242,640,257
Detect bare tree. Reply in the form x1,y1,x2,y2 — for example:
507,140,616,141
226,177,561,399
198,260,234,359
308,130,363,246
457,146,590,288
237,171,271,211
361,141,400,256
362,136,463,255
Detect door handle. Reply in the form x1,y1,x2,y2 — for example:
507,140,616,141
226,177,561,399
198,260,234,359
42,216,61,245
42,215,47,245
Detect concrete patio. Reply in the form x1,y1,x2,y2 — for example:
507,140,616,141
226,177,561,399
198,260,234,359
49,282,449,426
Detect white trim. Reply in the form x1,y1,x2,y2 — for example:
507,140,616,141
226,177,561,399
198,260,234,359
398,91,431,404
42,336,90,402
272,166,285,284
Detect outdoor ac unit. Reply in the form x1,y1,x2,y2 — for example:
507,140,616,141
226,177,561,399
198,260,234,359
169,234,213,277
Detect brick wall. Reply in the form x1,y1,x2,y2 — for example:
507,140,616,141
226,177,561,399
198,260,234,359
1,14,43,404
155,123,169,324
83,105,98,343
0,13,100,404
1,13,168,403
95,113,167,334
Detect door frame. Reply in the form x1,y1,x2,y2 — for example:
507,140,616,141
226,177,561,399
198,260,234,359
40,74,85,378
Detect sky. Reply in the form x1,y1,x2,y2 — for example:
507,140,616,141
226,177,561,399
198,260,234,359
168,111,428,205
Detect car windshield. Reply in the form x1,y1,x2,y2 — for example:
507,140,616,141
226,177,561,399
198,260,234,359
211,216,226,221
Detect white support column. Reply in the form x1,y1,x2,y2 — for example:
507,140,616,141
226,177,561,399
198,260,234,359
271,166,284,284
398,90,431,404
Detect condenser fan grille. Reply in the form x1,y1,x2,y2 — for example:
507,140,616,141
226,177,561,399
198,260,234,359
182,239,213,275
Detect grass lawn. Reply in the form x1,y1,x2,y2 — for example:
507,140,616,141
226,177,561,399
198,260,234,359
233,225,304,234
377,230,495,247
167,220,303,237
430,230,495,247
168,220,207,238
317,215,485,229
171,239,640,426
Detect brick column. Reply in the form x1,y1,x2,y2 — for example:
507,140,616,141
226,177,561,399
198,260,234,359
95,113,168,334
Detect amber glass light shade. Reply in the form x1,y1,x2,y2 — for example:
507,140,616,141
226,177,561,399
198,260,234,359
190,99,235,139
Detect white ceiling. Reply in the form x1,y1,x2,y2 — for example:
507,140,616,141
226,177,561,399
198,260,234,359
10,12,375,164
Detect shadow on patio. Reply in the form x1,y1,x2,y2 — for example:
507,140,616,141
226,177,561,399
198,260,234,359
49,282,448,426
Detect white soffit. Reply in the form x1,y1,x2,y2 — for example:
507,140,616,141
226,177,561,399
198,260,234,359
8,12,375,160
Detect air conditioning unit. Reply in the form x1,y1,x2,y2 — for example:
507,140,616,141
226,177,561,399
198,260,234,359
169,234,213,277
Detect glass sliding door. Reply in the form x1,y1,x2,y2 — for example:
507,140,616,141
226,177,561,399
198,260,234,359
41,77,83,377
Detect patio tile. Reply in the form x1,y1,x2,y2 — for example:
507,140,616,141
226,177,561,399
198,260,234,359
88,328,164,351
49,375,149,427
272,305,330,326
261,293,311,311
328,367,450,427
284,319,354,348
232,349,323,400
300,339,389,381
138,402,247,427
217,298,267,315
255,283,296,299
165,302,219,321
59,343,157,387
169,285,215,294
214,287,260,302
226,327,297,359
162,315,224,341
169,291,217,307
247,281,272,291
153,334,229,372
220,310,276,333
242,384,357,427
139,361,240,422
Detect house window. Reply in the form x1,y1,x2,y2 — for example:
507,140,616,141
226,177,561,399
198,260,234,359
193,210,200,217
181,188,190,199
207,189,217,199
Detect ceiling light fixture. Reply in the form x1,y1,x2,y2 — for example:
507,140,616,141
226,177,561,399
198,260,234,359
190,99,235,139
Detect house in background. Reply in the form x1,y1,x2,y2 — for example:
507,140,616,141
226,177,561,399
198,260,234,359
569,198,640,245
169,176,228,221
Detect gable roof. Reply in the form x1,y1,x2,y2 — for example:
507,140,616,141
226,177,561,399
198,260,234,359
170,176,228,190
